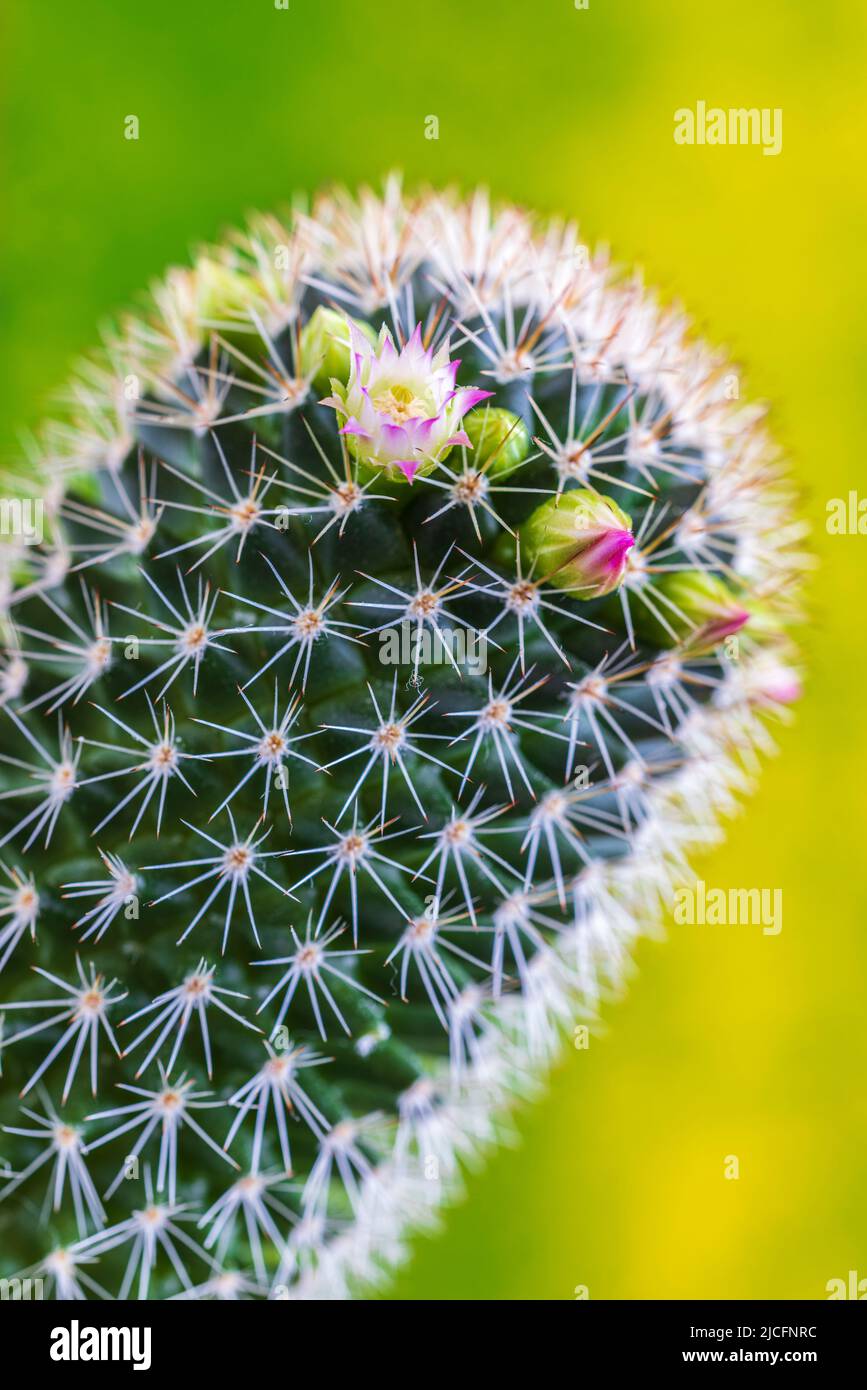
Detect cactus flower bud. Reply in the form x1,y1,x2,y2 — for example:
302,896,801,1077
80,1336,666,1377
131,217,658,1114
717,651,802,709
462,406,530,476
300,306,377,393
520,489,635,598
756,664,801,705
195,259,261,324
321,321,492,483
654,571,750,650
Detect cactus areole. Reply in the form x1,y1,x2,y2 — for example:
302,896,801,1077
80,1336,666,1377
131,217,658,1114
0,181,804,1300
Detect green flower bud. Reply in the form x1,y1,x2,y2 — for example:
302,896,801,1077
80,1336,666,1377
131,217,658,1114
301,306,377,393
650,571,750,651
192,260,267,370
196,259,261,324
463,406,530,476
520,488,634,599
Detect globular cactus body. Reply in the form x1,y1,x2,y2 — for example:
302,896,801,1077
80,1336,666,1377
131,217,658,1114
0,181,804,1300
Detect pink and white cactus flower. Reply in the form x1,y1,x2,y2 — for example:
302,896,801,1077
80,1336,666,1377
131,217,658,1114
322,321,492,483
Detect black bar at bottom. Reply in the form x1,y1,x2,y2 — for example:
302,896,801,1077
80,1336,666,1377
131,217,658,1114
1,1295,864,1374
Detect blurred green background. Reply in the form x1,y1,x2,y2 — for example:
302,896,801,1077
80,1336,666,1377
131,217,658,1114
2,0,865,1299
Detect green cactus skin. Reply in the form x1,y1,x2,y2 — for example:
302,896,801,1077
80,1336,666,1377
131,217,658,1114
0,180,805,1301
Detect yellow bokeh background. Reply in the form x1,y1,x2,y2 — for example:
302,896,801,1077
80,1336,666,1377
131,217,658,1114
2,0,864,1299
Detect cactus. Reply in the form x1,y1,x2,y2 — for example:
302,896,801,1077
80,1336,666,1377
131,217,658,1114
0,179,806,1301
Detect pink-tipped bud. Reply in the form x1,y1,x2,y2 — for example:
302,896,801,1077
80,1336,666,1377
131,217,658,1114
654,571,750,652
520,489,634,598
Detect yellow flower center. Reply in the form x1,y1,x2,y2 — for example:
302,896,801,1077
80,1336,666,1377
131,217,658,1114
372,384,429,425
